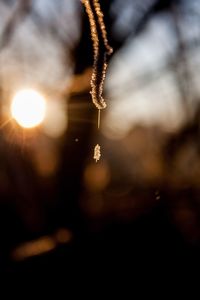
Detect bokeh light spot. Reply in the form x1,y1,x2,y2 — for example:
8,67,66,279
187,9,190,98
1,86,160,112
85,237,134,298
11,89,46,128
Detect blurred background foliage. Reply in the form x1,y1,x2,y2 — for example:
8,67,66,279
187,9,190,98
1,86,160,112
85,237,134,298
0,0,199,281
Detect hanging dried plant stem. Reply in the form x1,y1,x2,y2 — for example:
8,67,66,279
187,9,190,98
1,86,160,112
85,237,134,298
81,0,113,161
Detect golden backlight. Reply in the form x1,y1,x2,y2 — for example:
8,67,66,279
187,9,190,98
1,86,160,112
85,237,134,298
11,89,46,128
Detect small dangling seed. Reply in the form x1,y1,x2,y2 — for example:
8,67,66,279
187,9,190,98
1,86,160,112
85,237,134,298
94,143,101,162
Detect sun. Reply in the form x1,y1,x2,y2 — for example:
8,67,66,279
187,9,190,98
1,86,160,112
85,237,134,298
11,89,46,128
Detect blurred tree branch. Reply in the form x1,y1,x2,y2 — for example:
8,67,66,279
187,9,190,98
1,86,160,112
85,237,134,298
0,0,33,50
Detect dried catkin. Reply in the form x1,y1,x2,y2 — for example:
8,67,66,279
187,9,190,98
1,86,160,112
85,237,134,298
81,0,113,161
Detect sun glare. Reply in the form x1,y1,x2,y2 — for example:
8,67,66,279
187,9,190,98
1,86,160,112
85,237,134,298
11,89,46,128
